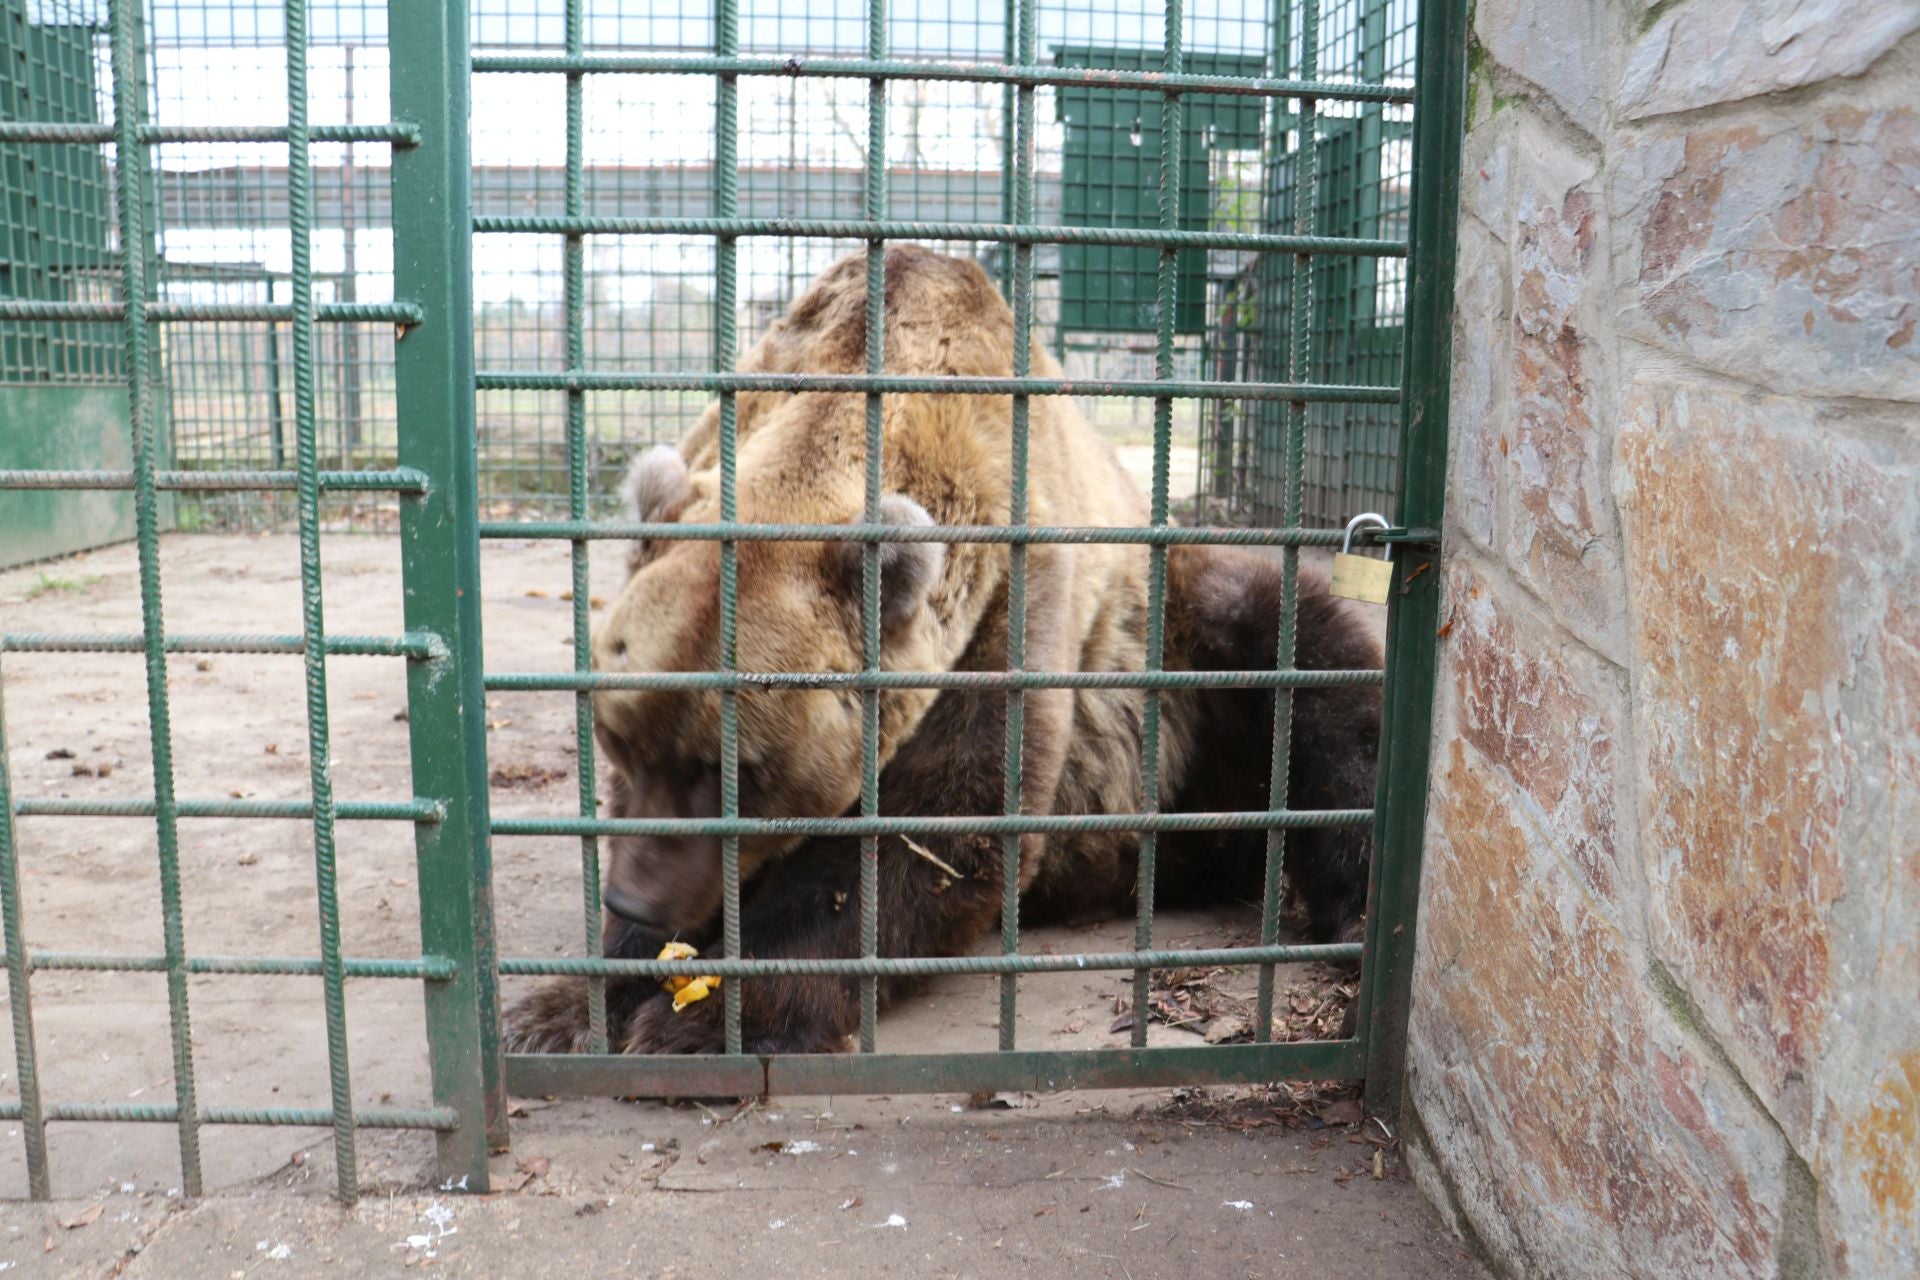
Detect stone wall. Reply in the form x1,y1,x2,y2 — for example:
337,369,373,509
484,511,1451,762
1405,4,1919,1277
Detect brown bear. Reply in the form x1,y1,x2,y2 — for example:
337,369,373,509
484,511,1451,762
503,245,1382,1055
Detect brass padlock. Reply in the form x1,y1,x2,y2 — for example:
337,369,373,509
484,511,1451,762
1330,512,1393,605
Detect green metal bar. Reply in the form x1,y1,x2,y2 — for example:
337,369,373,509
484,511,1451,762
506,1040,1365,1100
1133,0,1184,1052
999,0,1016,295
1359,0,1466,1123
857,0,887,1055
0,660,50,1198
13,798,442,821
0,1102,457,1129
495,809,1373,839
283,0,359,1199
0,469,429,492
1260,0,1322,1045
480,522,1422,547
0,122,422,145
109,0,201,1199
468,55,1413,103
13,952,456,978
472,371,1396,401
472,217,1404,257
500,943,1359,979
1000,0,1038,1054
0,301,424,323
561,0,606,1056
2,633,442,658
715,0,744,1058
389,0,503,1186
484,669,1384,692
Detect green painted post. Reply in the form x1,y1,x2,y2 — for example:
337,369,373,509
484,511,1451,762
390,0,504,1187
1258,0,1320,1042
562,0,608,1055
998,0,1036,1053
110,0,203,1199
0,657,49,1198
1131,0,1183,1051
1359,0,1468,1120
283,0,361,1200
858,0,888,1054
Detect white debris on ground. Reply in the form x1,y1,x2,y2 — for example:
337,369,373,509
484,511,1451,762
395,1198,459,1260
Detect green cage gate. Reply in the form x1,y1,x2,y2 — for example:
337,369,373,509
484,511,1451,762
0,0,1466,1201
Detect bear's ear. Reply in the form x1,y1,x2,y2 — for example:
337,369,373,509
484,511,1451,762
621,445,693,573
836,493,945,633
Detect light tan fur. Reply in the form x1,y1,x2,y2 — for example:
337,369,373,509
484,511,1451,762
591,246,1173,932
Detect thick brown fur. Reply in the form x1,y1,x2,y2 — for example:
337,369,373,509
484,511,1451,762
503,247,1382,1056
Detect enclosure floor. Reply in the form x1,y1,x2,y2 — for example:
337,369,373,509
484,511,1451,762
0,534,1461,1277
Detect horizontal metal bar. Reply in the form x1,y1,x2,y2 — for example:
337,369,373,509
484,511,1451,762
468,54,1413,104
3,632,444,659
506,1040,1365,1099
0,301,424,324
0,1101,458,1130
495,808,1371,839
11,952,456,979
500,942,1359,979
473,215,1406,258
480,521,1368,547
0,468,429,494
0,122,421,146
13,798,444,822
486,668,1383,693
475,370,1399,402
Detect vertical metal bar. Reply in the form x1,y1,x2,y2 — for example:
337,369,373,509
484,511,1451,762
563,0,607,1054
857,0,888,1054
998,0,1036,1054
0,664,49,1199
284,0,358,1200
1132,0,1183,1051
110,0,202,1198
714,0,744,1057
1258,0,1319,1042
391,0,502,1189
998,0,1016,297
1361,0,1466,1118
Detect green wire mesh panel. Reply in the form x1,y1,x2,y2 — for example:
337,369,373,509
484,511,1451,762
0,0,1463,1204
0,0,495,1202
0,0,142,567
1199,0,1415,528
468,0,1451,1106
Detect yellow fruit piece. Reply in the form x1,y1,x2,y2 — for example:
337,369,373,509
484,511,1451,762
671,977,720,1012
657,941,721,1011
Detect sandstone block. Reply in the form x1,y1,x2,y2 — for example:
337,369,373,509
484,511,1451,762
1621,0,1920,119
1614,106,1920,402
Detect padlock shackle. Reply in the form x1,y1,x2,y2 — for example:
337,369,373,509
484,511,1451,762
1340,511,1392,557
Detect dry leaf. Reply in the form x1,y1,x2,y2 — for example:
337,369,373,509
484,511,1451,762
525,589,549,599
45,748,74,760
60,1203,102,1230
1320,1099,1363,1127
1033,1205,1056,1218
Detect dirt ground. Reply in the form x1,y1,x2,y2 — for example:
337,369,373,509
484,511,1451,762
0,532,1472,1278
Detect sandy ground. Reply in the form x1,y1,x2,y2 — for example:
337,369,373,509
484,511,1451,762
0,532,1463,1278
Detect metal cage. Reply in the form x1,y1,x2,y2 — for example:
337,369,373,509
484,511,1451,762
0,0,1466,1202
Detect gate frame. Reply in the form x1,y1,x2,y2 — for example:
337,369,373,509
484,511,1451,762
0,0,1466,1201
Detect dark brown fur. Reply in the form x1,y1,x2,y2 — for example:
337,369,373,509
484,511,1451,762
506,546,1381,1056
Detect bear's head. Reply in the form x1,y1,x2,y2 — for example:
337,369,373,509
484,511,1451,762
589,444,947,934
